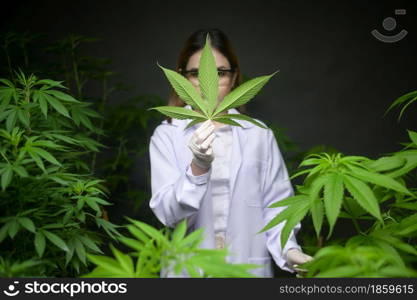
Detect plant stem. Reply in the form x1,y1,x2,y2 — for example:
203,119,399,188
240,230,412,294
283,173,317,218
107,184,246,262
62,53,71,91
4,46,14,82
343,200,364,235
351,216,363,235
91,77,108,173
317,235,324,248
70,38,82,98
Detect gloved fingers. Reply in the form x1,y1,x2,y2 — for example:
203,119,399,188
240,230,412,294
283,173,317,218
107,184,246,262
192,144,214,168
196,119,212,135
190,125,212,146
205,146,213,156
286,249,314,266
301,253,314,262
199,133,216,151
194,150,214,163
187,120,215,169
188,131,214,154
196,123,214,144
284,249,299,265
293,265,309,275
199,119,212,128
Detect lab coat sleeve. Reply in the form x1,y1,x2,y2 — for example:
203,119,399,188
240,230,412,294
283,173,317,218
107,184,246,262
149,125,211,228
261,129,303,273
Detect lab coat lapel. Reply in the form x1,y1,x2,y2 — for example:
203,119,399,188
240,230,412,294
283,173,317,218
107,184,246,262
229,124,246,198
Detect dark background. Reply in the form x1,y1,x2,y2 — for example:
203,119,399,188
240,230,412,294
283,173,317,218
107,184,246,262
2,0,416,157
1,0,416,276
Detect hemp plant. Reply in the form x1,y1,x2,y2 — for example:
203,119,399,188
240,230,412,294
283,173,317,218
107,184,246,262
258,152,415,250
81,218,260,278
148,34,277,130
250,88,417,277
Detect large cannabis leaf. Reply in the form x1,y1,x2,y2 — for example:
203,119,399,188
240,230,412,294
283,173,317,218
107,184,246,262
148,33,277,130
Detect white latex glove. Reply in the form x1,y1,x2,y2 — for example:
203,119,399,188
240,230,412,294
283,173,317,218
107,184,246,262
188,120,216,170
284,248,314,276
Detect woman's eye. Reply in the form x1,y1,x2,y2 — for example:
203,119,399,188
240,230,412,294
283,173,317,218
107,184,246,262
190,72,198,77
218,71,226,77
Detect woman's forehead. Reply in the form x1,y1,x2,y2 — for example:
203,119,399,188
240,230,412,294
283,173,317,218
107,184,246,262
186,48,231,69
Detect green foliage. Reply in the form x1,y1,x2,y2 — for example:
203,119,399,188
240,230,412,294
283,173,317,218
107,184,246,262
384,90,417,121
81,218,260,278
301,244,417,277
0,257,47,277
258,152,414,245
3,30,416,279
258,89,417,277
43,34,164,216
148,34,276,129
384,130,417,179
301,212,417,278
0,31,280,278
1,31,166,219
0,71,122,277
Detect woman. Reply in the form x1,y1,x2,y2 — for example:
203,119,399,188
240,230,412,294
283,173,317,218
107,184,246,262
149,28,312,277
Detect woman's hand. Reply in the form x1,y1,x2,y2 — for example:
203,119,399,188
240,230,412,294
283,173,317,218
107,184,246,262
188,120,216,174
284,248,314,276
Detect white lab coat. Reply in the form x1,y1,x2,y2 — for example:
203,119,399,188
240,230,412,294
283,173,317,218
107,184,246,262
148,104,302,277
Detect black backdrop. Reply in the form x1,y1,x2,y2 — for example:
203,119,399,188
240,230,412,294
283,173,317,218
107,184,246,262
2,0,416,157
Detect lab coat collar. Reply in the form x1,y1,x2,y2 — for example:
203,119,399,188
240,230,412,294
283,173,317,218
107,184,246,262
165,104,254,130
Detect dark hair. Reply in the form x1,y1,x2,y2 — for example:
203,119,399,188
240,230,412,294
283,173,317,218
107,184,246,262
165,28,247,124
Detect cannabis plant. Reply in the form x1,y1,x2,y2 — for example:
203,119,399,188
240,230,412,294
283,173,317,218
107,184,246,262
257,89,417,277
148,34,276,130
43,34,166,219
0,71,122,277
1,31,165,223
300,244,417,277
258,151,414,250
81,218,260,278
